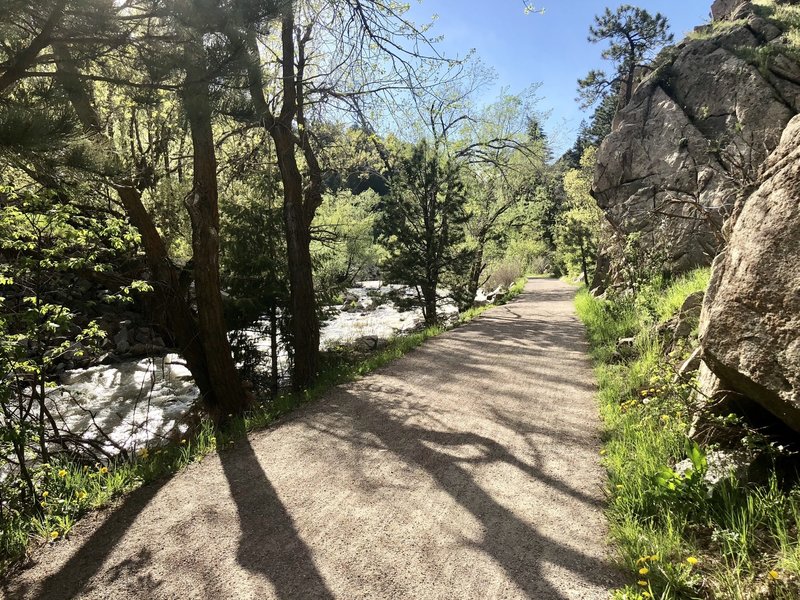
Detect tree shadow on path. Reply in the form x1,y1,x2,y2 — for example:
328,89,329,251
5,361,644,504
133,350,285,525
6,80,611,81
317,390,622,599
218,437,335,600
5,478,169,600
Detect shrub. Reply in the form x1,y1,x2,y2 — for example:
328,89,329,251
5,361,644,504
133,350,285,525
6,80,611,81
485,259,525,290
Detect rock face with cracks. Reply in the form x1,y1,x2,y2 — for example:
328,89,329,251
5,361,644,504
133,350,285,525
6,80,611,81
699,114,800,431
592,1,800,274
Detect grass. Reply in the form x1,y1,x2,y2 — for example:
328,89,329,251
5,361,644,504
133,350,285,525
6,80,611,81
576,271,800,599
653,269,711,323
0,279,528,575
687,19,750,42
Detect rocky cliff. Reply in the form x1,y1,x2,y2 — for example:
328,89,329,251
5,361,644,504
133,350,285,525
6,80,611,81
593,1,800,432
592,0,800,274
699,113,800,430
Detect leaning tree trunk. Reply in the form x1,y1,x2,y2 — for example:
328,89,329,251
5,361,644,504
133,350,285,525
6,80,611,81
53,45,215,403
182,47,250,420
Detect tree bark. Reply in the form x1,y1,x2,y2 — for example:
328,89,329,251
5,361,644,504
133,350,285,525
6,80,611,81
234,17,321,392
272,124,320,391
579,232,590,286
52,44,216,405
182,44,250,420
422,286,438,327
0,0,67,96
269,304,279,396
467,235,487,306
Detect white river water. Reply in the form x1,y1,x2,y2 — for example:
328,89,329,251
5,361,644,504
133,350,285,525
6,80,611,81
42,283,464,456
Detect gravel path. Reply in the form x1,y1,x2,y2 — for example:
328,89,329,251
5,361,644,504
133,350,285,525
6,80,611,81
5,278,620,599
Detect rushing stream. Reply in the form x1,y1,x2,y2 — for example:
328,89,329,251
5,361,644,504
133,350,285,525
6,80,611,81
43,283,464,456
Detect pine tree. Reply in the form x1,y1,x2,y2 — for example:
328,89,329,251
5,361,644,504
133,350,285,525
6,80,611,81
378,142,469,325
577,5,673,108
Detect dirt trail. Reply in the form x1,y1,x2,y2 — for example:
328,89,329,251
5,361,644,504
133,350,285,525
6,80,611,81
5,279,620,599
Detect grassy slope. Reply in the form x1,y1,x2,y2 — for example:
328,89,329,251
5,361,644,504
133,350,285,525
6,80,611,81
1,276,528,575
577,270,800,599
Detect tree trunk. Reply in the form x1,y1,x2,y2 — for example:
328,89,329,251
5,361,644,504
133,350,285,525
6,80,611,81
579,232,590,286
182,47,250,420
422,286,438,327
467,236,487,306
272,124,320,391
269,304,279,396
53,45,216,406
233,14,322,393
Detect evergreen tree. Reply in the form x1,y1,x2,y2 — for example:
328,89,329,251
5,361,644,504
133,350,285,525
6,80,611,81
577,5,673,108
378,142,469,325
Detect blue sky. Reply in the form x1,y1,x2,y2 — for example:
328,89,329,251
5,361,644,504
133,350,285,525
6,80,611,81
404,1,710,153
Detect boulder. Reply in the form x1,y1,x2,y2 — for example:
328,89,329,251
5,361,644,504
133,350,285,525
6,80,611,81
340,292,359,312
592,6,800,274
113,327,130,354
699,114,800,431
676,347,703,379
351,335,388,353
485,286,507,304
711,0,742,21
660,291,705,342
134,327,154,344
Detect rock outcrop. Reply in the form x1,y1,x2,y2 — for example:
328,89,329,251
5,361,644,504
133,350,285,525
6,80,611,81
593,2,799,273
699,114,800,430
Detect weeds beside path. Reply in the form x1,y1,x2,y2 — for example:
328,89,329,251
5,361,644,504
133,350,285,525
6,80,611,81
6,279,618,599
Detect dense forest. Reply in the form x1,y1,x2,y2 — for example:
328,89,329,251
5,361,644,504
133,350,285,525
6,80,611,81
2,1,800,599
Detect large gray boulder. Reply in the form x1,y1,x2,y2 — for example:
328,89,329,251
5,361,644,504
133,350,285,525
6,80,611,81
699,114,800,431
592,4,799,274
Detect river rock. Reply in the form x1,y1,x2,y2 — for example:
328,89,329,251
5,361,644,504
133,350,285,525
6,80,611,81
699,114,800,431
114,327,130,354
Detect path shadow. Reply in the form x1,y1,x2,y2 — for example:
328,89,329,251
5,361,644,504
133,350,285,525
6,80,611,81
313,391,622,599
218,437,334,600
4,478,169,599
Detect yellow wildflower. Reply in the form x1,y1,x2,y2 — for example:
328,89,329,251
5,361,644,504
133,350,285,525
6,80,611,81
42,491,49,498
769,570,780,580
138,448,149,459
77,490,87,500
642,592,651,598
50,531,59,540
638,580,648,586
650,554,660,561
180,439,187,444
686,556,698,566
599,449,606,456
58,469,67,478
99,466,108,475
639,567,649,575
